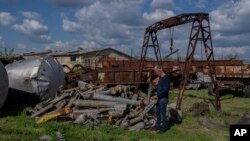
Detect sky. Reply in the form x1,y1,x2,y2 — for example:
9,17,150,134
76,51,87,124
0,0,249,62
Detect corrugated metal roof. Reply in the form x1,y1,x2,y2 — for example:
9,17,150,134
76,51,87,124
22,47,133,59
50,47,133,59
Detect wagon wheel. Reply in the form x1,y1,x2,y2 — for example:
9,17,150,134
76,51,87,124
62,64,72,74
70,64,86,76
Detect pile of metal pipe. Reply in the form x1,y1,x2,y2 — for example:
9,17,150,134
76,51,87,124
29,84,157,130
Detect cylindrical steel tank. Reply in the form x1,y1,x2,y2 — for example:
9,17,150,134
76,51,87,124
0,61,8,109
5,57,65,101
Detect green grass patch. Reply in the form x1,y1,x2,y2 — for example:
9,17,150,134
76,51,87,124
0,89,249,141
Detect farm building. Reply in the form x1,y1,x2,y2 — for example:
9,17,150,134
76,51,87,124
23,48,133,69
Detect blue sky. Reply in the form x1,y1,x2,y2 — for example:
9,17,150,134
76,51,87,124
0,0,249,61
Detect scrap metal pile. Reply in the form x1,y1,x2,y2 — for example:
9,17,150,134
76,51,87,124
28,83,157,131
0,61,8,109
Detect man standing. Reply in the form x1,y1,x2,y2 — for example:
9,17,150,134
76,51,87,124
153,65,170,133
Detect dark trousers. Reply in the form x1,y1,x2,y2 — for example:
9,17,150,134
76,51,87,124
156,97,169,132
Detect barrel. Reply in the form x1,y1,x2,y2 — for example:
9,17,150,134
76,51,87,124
5,57,65,101
0,61,8,109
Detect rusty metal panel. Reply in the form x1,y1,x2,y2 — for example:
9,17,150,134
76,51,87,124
215,64,250,78
96,68,150,84
0,61,8,109
98,72,113,83
114,71,135,83
92,58,250,85
80,72,96,82
102,59,245,69
5,57,65,100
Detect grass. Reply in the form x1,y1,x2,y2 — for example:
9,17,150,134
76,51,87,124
0,89,249,141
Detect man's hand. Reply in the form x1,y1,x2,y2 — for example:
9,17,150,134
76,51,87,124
150,95,158,104
151,95,158,101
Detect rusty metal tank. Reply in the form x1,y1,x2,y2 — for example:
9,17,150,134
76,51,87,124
0,61,8,109
5,57,65,101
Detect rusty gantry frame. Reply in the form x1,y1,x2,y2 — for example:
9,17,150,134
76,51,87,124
138,13,221,110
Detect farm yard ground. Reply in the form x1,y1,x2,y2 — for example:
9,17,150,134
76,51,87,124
0,89,249,141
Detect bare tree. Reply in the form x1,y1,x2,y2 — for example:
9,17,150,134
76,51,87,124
226,53,239,60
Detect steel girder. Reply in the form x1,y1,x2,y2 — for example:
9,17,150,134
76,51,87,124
138,13,220,110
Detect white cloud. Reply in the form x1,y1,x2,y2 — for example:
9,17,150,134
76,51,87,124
13,19,48,35
210,0,250,34
80,40,99,48
213,32,250,47
13,19,53,43
55,0,249,60
214,46,249,59
62,19,82,33
45,40,80,50
209,0,250,60
151,0,173,9
45,41,64,50
143,9,174,23
0,12,16,26
30,35,53,43
39,35,52,41
75,1,146,25
21,11,41,20
58,1,177,56
45,40,104,51
63,1,147,49
17,43,27,49
0,36,6,48
15,43,34,53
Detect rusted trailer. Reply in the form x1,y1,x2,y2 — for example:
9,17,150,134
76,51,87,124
213,60,250,96
73,59,250,96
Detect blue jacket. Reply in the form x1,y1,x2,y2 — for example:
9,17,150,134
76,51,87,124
157,75,170,99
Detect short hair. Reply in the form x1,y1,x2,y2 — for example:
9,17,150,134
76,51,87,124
154,64,163,71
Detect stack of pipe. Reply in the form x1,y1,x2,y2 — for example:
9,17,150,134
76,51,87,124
29,84,157,130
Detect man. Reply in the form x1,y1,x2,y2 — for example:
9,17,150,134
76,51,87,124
153,65,170,133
